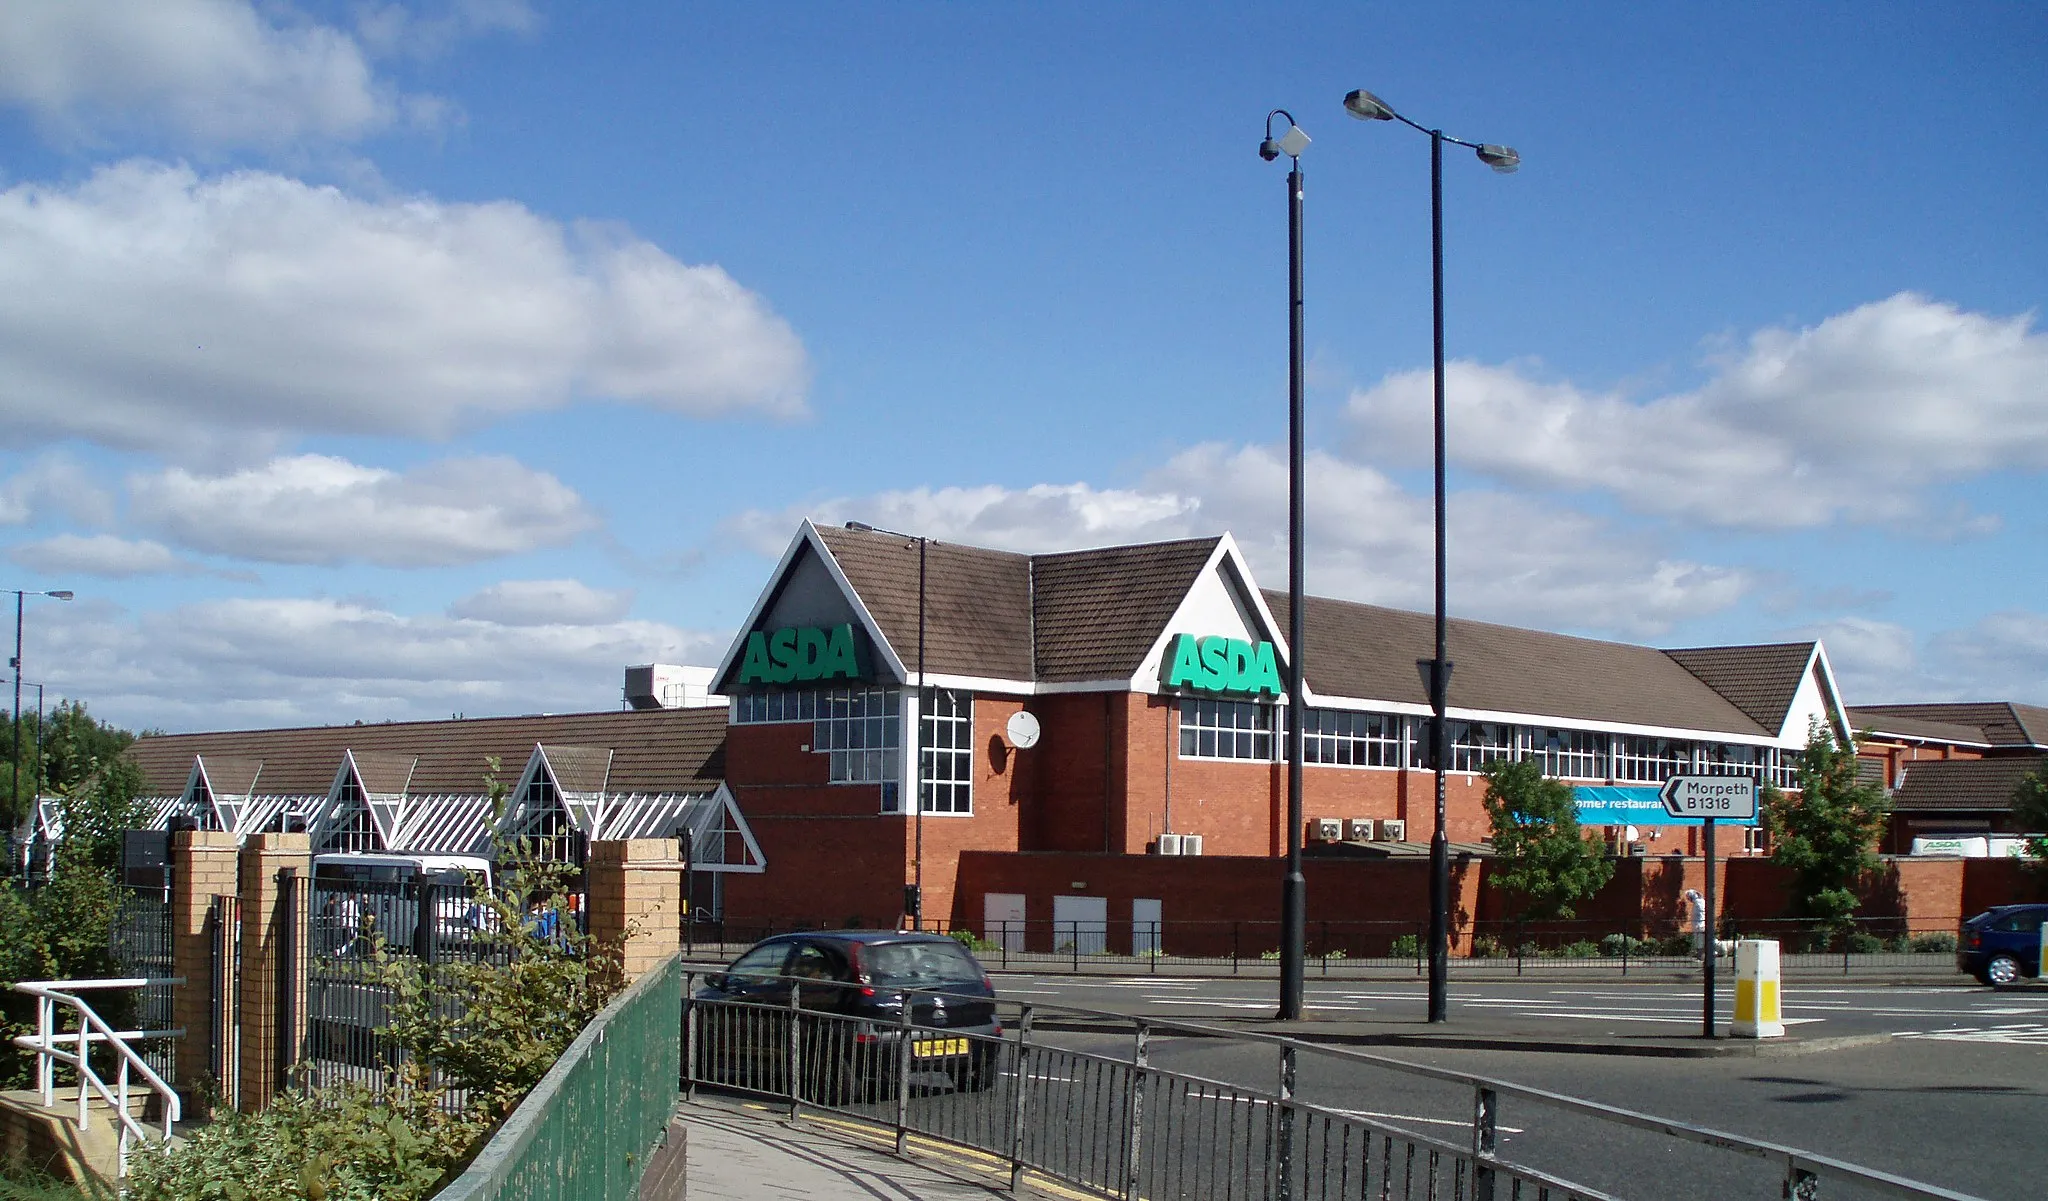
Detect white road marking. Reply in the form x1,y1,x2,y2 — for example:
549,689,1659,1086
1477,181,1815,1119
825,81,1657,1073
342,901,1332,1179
1897,1024,2048,1046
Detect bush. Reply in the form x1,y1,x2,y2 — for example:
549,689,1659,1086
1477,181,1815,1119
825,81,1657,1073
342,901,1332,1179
1908,932,1957,954
1555,940,1602,959
126,1084,483,1201
1845,931,1886,955
1469,935,1505,959
1389,933,1420,958
1597,933,1633,958
948,929,997,954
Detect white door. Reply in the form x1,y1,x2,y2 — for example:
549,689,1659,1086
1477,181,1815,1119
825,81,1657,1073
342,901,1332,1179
1132,898,1163,956
983,892,1027,952
1052,894,1108,955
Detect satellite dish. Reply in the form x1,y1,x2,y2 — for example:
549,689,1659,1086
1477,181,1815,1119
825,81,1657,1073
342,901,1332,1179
1005,711,1041,749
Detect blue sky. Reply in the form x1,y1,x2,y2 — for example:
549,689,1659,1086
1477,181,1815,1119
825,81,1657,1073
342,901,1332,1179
1,2,2043,732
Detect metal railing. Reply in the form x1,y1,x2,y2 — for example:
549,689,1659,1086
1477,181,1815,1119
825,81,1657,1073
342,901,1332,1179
10,977,185,1178
432,953,682,1201
682,972,1983,1200
680,916,1968,979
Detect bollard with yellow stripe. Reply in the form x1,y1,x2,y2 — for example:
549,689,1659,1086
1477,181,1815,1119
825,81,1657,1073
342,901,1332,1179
1730,939,1784,1038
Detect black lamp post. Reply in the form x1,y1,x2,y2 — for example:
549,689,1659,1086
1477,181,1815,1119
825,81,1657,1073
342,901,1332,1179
845,522,931,929
1259,109,1311,1021
9,588,73,833
1342,87,1516,1025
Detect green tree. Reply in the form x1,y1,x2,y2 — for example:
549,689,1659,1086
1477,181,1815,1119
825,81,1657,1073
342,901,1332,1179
2012,760,2048,862
1481,758,1615,924
1762,720,1889,931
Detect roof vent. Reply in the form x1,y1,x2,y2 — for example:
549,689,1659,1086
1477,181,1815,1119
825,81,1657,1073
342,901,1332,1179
624,664,726,711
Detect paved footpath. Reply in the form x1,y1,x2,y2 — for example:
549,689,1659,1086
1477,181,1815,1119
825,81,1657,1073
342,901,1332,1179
671,1096,1082,1201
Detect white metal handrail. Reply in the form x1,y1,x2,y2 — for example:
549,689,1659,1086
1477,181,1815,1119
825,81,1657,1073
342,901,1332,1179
11,977,184,1178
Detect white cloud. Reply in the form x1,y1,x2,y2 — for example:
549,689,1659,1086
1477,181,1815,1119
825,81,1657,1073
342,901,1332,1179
729,441,1754,639
0,456,116,527
1798,612,2048,707
129,453,596,566
0,0,402,149
0,162,811,455
30,595,725,730
1345,294,2048,531
7,533,196,578
448,579,633,627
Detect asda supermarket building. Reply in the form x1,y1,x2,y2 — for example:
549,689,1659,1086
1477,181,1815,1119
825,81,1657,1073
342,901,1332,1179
711,521,1849,931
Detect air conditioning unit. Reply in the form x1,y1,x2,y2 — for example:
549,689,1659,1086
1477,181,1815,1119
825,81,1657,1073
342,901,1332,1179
1345,818,1376,842
1312,818,1343,843
1154,833,1184,855
1181,834,1204,856
1378,819,1407,843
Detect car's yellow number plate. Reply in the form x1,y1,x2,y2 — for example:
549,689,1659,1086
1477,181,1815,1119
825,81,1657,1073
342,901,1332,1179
912,1037,968,1058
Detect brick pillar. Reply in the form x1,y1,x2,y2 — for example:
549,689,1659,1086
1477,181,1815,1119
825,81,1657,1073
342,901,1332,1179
235,833,311,1112
586,839,682,982
169,831,241,1098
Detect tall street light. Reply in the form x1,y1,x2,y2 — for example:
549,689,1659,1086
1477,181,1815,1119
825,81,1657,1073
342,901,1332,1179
9,589,74,831
1342,86,1517,1025
1259,109,1311,1021
845,522,932,929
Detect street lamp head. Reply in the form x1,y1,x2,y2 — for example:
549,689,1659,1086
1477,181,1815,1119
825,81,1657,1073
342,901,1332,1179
1475,144,1521,174
1260,109,1309,162
45,591,73,601
844,521,875,533
1342,88,1397,122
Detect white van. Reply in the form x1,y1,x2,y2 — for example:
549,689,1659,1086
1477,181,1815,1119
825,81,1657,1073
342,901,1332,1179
312,852,494,953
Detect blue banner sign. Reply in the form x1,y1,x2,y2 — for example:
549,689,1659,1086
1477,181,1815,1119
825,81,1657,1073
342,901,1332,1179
1573,785,1760,828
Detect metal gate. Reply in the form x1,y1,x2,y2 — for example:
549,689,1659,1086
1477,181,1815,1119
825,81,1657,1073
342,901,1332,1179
110,886,178,1082
207,893,240,1111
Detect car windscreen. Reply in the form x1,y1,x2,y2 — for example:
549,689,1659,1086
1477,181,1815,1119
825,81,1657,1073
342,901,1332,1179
860,940,983,986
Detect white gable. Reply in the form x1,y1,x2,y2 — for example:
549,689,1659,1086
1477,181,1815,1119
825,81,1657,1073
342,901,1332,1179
1131,536,1291,696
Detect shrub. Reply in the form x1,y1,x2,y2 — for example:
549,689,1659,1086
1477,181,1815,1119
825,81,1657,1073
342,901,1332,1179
1597,933,1632,958
1555,940,1602,959
948,929,998,954
1259,949,1281,961
1389,933,1420,958
1469,935,1505,959
1321,948,1347,961
1845,931,1886,954
126,1084,484,1201
1908,932,1957,954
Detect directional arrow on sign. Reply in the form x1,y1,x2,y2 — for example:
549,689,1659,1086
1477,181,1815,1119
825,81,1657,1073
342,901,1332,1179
1658,774,1759,821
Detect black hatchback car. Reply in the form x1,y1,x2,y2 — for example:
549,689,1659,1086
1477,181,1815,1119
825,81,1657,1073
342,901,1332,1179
1959,904,2047,987
693,931,1001,1099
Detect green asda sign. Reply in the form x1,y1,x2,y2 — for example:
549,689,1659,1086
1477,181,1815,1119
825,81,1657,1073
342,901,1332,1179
737,623,865,685
1162,633,1283,697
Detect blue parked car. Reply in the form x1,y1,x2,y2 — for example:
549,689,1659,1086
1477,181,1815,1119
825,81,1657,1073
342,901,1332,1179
1959,904,2047,987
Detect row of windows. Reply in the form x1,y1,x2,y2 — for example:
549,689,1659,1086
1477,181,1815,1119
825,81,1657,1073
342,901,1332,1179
1178,699,1798,786
734,686,974,815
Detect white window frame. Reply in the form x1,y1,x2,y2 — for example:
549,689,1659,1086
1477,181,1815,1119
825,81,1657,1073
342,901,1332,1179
917,688,974,815
1298,708,1402,768
1178,697,1278,762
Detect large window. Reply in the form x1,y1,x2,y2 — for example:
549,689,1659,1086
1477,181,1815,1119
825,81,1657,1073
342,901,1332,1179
1614,735,1691,783
919,689,973,814
733,689,823,724
1299,708,1402,767
1180,698,1277,761
1529,727,1608,780
816,687,901,796
319,774,377,853
1444,721,1514,772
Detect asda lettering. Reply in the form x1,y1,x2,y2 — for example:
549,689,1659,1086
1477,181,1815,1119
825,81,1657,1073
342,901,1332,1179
737,623,864,685
1161,633,1283,697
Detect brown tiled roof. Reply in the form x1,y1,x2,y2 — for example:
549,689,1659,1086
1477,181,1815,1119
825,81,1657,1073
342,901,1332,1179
347,751,418,796
814,525,1035,679
196,755,263,797
1845,708,1989,746
1033,538,1221,681
127,709,726,800
538,745,614,793
1265,593,1770,737
1661,643,1817,736
1852,703,2048,749
1893,755,2047,812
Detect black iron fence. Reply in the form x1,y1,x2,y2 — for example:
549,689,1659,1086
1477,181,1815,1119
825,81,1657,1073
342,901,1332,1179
681,915,1966,978
683,973,1982,1200
108,886,177,1081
